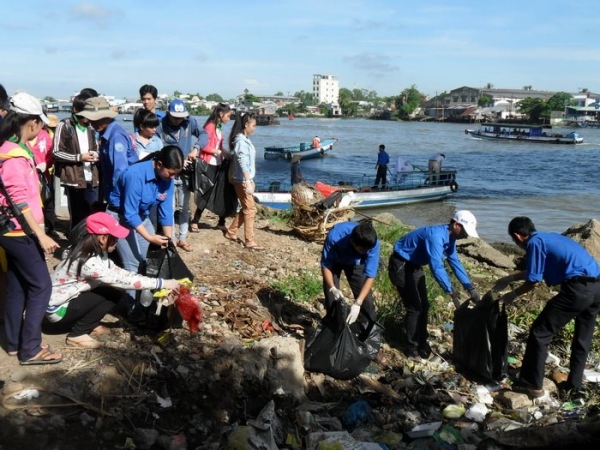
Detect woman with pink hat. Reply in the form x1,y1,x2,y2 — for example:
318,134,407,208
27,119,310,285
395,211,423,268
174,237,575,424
47,212,181,348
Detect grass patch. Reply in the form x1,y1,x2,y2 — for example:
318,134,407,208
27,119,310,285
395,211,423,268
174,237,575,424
271,269,322,303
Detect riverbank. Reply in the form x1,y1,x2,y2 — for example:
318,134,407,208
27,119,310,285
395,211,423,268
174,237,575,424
1,211,599,449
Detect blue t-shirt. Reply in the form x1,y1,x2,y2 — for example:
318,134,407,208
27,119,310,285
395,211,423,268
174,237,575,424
393,224,472,293
111,159,174,229
98,121,138,203
377,151,390,166
321,222,380,278
525,231,600,285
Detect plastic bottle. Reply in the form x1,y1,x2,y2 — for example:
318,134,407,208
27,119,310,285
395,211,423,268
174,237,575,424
341,400,373,430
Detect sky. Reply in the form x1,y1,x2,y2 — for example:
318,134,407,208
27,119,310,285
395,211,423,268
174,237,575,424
1,0,598,101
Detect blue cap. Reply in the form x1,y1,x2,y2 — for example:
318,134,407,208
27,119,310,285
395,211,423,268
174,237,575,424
168,99,188,118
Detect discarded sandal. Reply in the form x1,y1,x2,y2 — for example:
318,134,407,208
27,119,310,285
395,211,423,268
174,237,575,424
177,241,193,252
19,348,62,365
66,334,103,349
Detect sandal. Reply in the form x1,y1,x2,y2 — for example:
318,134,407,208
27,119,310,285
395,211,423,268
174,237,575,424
19,348,62,365
189,223,200,233
223,232,242,244
9,343,49,357
91,325,111,336
245,243,265,251
66,334,103,349
177,241,194,252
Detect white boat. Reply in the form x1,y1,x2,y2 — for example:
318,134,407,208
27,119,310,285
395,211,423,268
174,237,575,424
254,169,458,210
465,123,583,144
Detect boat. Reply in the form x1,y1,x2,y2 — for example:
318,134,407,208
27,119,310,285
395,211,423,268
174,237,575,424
264,138,338,161
465,123,583,144
255,114,281,126
254,168,458,210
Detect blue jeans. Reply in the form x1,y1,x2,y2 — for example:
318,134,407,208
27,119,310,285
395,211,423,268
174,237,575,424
107,210,153,300
174,178,190,242
0,234,52,361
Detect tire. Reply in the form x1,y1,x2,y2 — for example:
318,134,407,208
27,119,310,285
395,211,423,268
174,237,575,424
464,129,469,135
450,181,458,192
285,152,292,161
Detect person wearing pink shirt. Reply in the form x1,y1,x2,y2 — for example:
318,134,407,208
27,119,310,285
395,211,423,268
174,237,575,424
29,125,58,238
0,92,60,365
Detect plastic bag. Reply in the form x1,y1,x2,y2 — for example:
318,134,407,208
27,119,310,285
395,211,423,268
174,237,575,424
196,159,238,217
453,296,508,381
175,286,203,333
304,302,383,380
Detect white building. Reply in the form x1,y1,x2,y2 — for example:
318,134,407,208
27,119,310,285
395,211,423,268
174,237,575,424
313,74,339,104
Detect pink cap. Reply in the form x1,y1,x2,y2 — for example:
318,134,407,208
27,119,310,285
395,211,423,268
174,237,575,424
86,212,129,238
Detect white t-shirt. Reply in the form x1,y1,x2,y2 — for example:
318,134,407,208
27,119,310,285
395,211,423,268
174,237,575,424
76,128,93,182
429,153,445,164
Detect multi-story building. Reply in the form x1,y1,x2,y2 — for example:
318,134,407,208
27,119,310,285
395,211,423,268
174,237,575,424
313,74,339,105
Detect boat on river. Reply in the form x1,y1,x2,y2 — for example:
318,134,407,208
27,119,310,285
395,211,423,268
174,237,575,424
254,168,458,210
465,123,583,144
264,137,338,161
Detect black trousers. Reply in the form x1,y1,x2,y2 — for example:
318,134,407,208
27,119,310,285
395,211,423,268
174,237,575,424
66,184,98,233
322,263,376,331
45,287,120,338
388,252,429,352
375,165,387,187
520,277,600,390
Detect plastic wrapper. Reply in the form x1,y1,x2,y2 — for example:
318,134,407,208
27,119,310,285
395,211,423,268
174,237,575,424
175,286,203,333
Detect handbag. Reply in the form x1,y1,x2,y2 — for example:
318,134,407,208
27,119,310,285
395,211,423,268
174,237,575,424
304,302,383,380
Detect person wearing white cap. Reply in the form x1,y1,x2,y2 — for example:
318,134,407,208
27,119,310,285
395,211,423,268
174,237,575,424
0,92,61,364
388,210,480,359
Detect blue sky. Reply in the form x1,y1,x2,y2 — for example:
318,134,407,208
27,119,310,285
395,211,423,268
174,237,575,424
1,0,598,101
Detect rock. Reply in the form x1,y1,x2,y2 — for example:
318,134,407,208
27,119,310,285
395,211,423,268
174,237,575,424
457,239,516,269
134,428,160,449
564,219,600,263
496,391,531,410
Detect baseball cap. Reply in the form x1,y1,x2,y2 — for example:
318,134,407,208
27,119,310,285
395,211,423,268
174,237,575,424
9,92,49,124
453,210,478,238
77,97,118,121
168,99,189,118
86,212,129,239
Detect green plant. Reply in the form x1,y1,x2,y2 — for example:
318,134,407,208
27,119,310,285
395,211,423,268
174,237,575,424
271,270,322,304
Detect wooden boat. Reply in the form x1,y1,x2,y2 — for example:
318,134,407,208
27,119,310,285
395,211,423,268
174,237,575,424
264,138,338,161
254,169,458,210
255,114,281,126
465,123,583,144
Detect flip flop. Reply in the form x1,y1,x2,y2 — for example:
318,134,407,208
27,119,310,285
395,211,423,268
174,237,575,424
189,224,200,233
245,243,265,251
19,348,62,366
8,344,49,357
223,232,243,244
177,241,194,252
66,334,103,349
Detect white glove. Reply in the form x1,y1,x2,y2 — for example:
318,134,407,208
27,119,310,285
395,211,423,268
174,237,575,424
162,279,181,290
346,304,361,325
329,286,344,302
36,162,47,173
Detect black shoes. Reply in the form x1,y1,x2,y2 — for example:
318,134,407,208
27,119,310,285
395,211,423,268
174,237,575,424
418,343,433,359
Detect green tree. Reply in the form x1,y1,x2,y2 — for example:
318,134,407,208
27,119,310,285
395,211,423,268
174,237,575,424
43,96,56,103
478,95,492,107
274,91,283,96
338,88,358,116
546,92,574,116
394,85,423,118
294,90,314,108
485,83,494,89
205,93,224,102
174,90,182,98
517,97,546,122
523,85,533,91
244,91,261,103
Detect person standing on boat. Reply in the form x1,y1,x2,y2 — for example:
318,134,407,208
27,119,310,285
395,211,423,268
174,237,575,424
492,217,600,399
388,210,480,359
428,153,445,185
395,156,413,184
312,135,320,148
290,154,304,185
374,144,389,189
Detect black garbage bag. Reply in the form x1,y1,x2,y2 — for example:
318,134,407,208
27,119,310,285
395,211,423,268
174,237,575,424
138,241,195,331
453,294,508,381
304,302,383,380
189,159,215,196
195,158,238,217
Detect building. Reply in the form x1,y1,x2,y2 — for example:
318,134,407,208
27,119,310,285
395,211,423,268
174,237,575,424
312,74,339,105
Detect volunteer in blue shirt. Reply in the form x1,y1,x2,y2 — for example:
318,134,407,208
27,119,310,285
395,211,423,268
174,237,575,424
107,145,184,303
389,210,480,359
321,221,380,326
374,144,390,188
494,216,600,398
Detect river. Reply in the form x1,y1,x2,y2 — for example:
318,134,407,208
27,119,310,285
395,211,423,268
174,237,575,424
65,113,600,243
